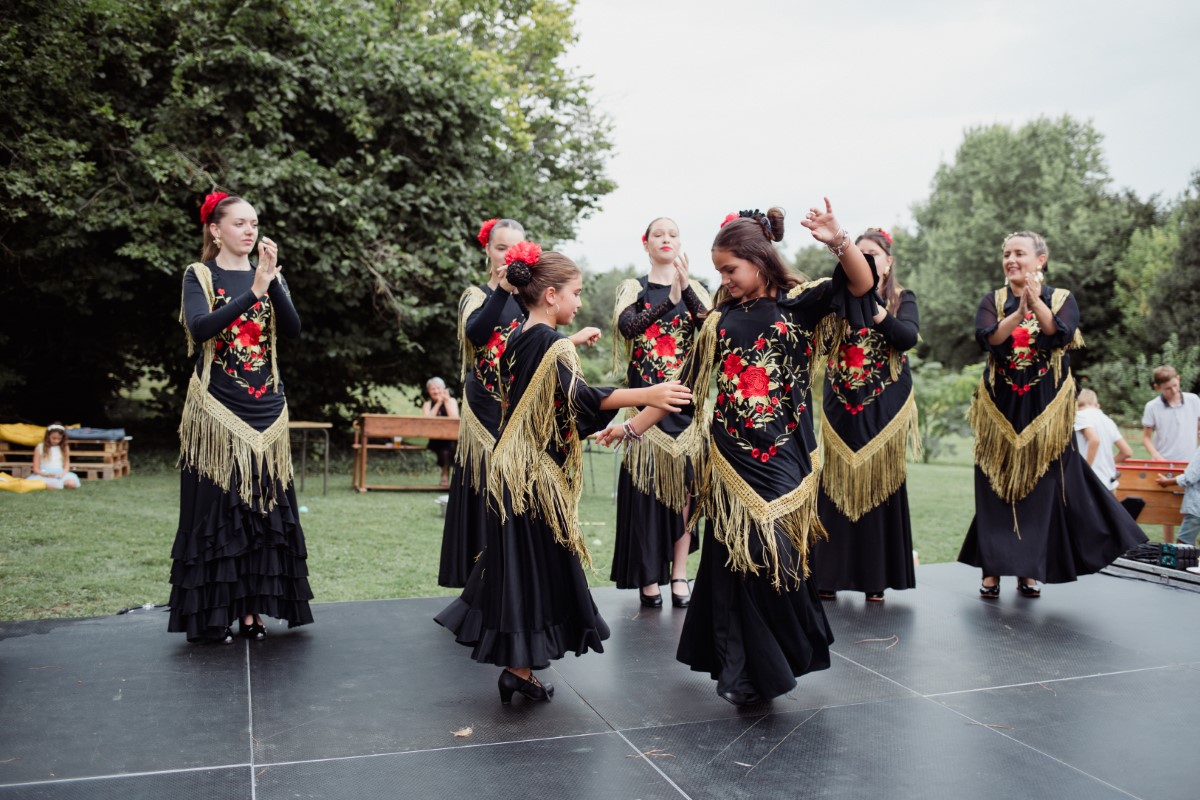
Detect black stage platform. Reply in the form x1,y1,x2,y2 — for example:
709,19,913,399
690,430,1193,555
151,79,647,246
1,562,1196,799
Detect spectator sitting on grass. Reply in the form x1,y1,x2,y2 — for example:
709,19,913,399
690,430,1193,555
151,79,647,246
1156,444,1200,546
30,424,80,490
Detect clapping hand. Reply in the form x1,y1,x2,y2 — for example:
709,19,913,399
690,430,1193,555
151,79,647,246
799,197,843,246
253,236,281,295
668,253,690,305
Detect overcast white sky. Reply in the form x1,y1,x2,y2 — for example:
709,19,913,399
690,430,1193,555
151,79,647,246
558,0,1200,271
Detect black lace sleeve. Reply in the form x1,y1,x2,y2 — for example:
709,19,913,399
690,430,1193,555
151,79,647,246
873,290,918,351
182,270,258,343
618,297,674,340
682,285,708,318
268,275,301,338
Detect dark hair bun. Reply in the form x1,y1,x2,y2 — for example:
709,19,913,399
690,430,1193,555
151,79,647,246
766,207,785,243
506,261,533,287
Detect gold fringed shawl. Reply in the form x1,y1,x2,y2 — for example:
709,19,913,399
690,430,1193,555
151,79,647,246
488,338,592,566
455,395,496,492
988,287,1086,388
700,445,826,590
970,372,1076,505
457,286,488,383
177,263,291,511
621,408,706,514
609,279,643,381
820,389,921,521
786,279,846,364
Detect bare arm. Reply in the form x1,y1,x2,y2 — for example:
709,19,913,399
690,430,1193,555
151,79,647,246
445,397,459,419
800,198,873,296
1081,427,1100,465
31,445,43,476
1114,437,1133,464
1143,427,1164,461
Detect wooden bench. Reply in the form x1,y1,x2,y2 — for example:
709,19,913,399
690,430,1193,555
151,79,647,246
0,438,131,480
351,414,460,492
1116,459,1187,536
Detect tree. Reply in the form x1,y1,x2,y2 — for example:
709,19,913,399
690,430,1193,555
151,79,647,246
1144,172,1200,363
905,116,1157,370
0,0,614,429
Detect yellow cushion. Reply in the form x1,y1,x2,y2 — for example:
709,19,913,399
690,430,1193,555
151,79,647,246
0,472,48,493
0,423,81,446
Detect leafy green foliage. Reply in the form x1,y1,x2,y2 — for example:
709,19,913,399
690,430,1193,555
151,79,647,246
909,355,981,463
0,0,613,428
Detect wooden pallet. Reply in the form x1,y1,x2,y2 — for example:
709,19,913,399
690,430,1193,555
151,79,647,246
0,438,132,480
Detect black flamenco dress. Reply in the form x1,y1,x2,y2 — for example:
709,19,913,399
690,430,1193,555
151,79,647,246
437,285,524,588
675,267,875,702
168,261,314,642
435,324,612,668
958,285,1146,581
811,290,921,595
609,277,710,589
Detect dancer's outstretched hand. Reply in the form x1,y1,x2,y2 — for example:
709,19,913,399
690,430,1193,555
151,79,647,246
799,197,843,246
645,380,692,412
569,327,601,347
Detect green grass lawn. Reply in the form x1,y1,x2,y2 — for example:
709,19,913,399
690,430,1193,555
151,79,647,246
0,427,1156,621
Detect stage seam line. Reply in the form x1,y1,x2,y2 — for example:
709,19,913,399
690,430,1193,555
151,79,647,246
702,713,770,767
926,663,1180,698
246,639,257,800
0,763,252,790
612,729,694,800
832,650,1145,799
744,708,823,775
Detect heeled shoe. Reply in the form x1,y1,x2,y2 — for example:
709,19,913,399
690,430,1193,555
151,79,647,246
979,581,1000,599
865,592,885,602
1016,579,1041,598
191,626,233,645
670,579,691,608
719,689,761,707
497,669,554,704
240,618,267,641
639,588,663,608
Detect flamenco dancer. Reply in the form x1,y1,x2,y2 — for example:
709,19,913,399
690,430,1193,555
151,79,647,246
601,200,877,705
437,218,527,588
435,242,692,704
812,228,920,602
168,191,314,644
609,216,711,608
958,231,1146,598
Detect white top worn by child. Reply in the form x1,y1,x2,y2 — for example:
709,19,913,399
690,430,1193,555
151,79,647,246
1074,389,1132,491
1156,446,1200,546
31,424,81,490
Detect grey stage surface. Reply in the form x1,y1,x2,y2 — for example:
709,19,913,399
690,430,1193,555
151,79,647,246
1,562,1195,799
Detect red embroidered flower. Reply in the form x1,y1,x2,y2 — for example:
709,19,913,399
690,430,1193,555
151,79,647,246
235,320,262,347
843,345,865,368
217,288,226,296
717,392,726,404
760,452,770,462
858,327,870,336
656,370,665,378
773,321,788,334
1011,327,1031,348
755,403,764,413
754,337,767,351
771,397,780,406
634,348,644,358
768,445,777,456
653,335,677,358
751,448,760,458
723,353,745,380
738,366,770,398
486,331,503,351
645,323,663,340
719,328,727,337
477,218,499,248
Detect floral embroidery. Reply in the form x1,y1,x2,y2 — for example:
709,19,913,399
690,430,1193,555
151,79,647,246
630,295,695,384
997,315,1050,394
826,327,901,413
475,317,521,403
211,293,274,399
712,309,813,460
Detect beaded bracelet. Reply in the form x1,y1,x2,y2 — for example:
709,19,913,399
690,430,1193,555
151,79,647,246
622,420,643,442
826,228,850,258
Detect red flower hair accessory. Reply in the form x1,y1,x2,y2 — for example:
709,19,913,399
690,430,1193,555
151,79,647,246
505,241,542,268
720,213,738,228
200,192,229,224
477,218,499,248
867,227,893,246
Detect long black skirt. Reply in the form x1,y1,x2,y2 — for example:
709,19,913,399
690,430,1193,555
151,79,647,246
958,443,1147,582
168,467,314,641
434,492,610,669
677,523,833,702
437,463,489,588
609,464,697,589
811,484,916,594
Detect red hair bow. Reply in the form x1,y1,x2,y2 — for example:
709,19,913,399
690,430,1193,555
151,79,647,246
200,192,229,224
878,228,893,246
505,241,542,266
477,218,499,248
720,213,738,228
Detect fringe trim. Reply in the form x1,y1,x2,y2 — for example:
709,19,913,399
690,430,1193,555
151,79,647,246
699,445,826,591
457,286,487,383
177,373,293,511
989,287,1085,389
609,278,644,382
820,389,921,521
488,338,591,566
455,395,496,493
621,408,705,513
969,372,1076,504
787,278,845,363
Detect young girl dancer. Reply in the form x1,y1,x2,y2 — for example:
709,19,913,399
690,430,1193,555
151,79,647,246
435,242,692,704
812,228,921,602
601,200,876,705
168,191,313,644
609,217,711,608
437,218,526,587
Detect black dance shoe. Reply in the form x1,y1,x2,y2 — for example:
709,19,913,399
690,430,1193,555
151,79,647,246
639,588,663,608
240,618,267,641
1016,579,1041,598
865,592,885,602
498,669,554,704
670,579,691,608
190,627,234,645
979,581,1000,599
719,689,762,707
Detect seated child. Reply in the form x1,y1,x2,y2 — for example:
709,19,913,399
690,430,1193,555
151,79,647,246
31,424,81,489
